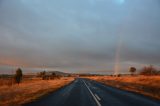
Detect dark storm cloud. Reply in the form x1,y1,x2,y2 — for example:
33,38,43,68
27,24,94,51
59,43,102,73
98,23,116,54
0,0,160,74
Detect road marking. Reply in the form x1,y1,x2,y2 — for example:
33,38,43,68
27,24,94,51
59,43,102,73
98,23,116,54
83,80,102,106
95,94,101,101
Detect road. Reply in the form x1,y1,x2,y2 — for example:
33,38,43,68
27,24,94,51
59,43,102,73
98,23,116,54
24,78,160,106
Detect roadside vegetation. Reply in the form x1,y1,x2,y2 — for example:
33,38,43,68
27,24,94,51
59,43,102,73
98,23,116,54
0,68,74,106
87,65,160,100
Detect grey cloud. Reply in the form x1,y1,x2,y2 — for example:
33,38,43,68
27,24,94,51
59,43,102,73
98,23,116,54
0,0,160,74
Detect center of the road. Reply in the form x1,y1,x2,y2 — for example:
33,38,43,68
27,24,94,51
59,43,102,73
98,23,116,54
83,80,102,106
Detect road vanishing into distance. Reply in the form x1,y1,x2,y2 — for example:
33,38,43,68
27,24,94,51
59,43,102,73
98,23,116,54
24,78,160,106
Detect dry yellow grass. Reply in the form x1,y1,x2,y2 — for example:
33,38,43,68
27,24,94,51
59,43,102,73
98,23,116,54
0,77,74,106
87,75,160,100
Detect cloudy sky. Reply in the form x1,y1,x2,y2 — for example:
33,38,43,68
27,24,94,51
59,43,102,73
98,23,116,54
0,0,160,74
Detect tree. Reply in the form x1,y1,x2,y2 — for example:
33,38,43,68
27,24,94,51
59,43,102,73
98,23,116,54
140,65,157,76
129,67,136,76
14,68,23,84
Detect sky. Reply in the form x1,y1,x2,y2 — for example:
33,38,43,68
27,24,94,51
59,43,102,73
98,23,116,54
0,0,160,74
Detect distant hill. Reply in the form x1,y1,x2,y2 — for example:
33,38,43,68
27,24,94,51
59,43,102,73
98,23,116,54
47,71,71,77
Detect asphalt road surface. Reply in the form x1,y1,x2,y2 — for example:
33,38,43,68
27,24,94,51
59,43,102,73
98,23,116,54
24,78,160,106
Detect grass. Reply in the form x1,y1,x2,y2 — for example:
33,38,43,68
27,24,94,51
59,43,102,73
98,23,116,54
0,77,74,106
87,75,160,100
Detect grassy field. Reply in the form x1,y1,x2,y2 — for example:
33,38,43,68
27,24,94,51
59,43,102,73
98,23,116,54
0,77,74,106
87,75,160,100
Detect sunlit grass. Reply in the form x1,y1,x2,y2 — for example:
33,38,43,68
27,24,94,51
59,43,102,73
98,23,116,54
0,77,74,106
88,75,160,100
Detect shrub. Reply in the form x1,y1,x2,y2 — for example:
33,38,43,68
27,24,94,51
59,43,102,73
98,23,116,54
50,72,56,79
140,65,158,76
117,74,121,77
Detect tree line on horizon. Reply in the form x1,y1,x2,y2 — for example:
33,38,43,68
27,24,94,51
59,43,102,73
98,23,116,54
5,68,62,85
128,65,160,76
1,64,160,85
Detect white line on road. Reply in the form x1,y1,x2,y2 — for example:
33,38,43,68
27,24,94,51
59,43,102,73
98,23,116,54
83,80,102,106
95,94,101,101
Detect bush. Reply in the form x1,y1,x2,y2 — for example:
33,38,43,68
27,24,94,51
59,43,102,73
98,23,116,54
117,74,121,77
140,65,158,76
50,72,56,79
38,71,61,80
